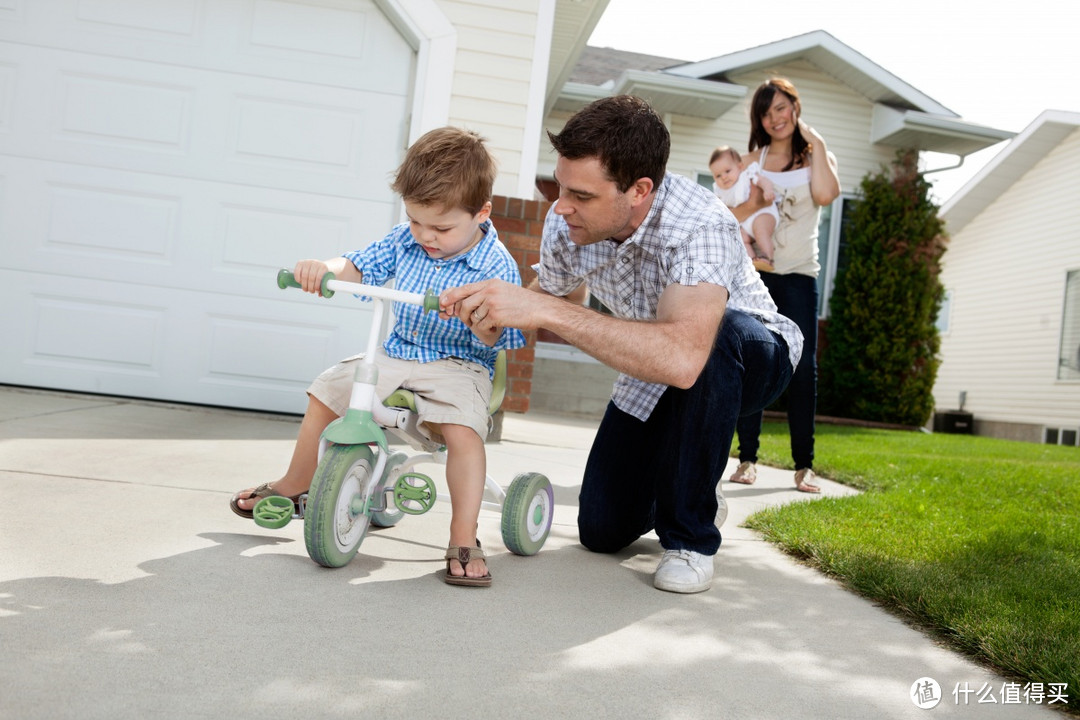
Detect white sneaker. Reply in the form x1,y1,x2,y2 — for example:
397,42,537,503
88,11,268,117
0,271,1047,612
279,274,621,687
715,484,728,528
728,461,757,485
653,549,714,593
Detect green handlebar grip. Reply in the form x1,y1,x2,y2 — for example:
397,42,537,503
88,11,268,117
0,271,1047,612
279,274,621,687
276,269,334,298
423,290,440,313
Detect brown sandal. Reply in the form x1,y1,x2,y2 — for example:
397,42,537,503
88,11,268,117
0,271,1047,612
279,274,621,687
229,483,302,519
443,543,492,587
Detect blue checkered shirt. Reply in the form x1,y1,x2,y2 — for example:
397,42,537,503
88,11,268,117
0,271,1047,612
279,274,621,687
343,220,526,377
536,172,804,420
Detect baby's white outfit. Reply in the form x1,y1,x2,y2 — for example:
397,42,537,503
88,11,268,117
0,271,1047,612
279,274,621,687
713,161,780,239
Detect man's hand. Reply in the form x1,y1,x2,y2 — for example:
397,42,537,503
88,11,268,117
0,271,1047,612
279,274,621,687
440,279,543,335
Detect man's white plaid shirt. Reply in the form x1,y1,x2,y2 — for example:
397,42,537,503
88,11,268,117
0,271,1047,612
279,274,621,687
536,172,804,421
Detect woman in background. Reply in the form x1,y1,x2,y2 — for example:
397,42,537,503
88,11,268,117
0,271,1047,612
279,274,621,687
727,77,840,492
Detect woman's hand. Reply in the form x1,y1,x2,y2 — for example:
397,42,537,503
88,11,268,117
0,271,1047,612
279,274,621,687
797,117,841,206
798,117,825,151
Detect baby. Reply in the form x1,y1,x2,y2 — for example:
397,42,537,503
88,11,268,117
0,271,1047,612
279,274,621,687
709,146,779,272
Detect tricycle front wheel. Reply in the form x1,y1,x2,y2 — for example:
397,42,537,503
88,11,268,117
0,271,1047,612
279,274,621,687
304,444,377,568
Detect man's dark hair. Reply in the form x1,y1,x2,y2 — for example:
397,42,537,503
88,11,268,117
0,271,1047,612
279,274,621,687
547,95,670,192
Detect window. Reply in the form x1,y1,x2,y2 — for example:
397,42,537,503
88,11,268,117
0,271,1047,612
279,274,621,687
816,195,856,318
936,290,953,334
1058,270,1080,381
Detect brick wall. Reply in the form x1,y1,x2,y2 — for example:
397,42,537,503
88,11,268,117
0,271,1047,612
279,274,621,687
489,194,550,413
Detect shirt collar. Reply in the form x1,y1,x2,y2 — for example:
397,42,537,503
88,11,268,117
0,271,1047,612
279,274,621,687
405,219,497,269
612,173,671,250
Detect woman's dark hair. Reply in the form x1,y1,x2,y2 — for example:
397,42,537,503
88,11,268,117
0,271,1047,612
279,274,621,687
547,95,669,192
748,78,808,172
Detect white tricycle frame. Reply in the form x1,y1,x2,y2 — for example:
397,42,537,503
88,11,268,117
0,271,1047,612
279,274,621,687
252,269,554,568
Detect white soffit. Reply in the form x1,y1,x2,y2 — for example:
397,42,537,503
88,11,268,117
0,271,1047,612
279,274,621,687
871,105,1014,156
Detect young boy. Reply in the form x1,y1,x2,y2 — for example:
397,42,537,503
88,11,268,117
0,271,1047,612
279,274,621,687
709,145,779,272
230,127,526,587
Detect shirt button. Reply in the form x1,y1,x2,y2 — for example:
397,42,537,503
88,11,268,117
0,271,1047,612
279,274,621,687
688,266,694,274
621,257,630,264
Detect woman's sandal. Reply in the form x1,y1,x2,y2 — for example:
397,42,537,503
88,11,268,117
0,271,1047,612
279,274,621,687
794,468,822,494
443,542,492,588
229,483,302,519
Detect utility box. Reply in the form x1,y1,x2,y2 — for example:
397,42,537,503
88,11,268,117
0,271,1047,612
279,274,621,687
934,410,973,434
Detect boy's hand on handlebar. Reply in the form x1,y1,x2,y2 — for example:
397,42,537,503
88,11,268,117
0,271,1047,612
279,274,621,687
293,260,331,295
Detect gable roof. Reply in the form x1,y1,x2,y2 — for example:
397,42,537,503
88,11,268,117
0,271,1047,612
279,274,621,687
668,30,954,115
557,30,1013,156
941,110,1080,234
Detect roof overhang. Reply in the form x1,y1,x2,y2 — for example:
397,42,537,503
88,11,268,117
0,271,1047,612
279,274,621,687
667,30,956,116
554,69,745,119
942,110,1080,235
871,105,1015,156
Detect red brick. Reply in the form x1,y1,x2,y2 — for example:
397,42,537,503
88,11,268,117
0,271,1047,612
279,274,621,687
506,361,531,378
495,216,527,234
514,235,540,252
503,397,528,413
509,346,534,363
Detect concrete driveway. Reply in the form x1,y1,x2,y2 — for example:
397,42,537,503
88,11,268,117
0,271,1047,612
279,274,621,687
0,386,1060,719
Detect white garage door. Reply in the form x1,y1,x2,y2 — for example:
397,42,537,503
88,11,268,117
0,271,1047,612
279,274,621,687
0,0,415,413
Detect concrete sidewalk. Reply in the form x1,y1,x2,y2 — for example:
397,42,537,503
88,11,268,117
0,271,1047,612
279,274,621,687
0,386,1059,719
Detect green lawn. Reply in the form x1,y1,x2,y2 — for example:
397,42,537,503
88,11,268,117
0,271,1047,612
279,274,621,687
744,422,1080,709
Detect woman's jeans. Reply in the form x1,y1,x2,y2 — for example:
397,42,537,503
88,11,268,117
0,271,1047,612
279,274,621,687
735,272,818,470
577,309,793,556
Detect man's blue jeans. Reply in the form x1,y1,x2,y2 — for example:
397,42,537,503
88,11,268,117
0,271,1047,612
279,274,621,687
577,309,794,556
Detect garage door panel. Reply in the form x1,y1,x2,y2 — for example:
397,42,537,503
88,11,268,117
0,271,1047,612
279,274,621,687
0,61,14,132
1,156,398,296
1,44,407,199
0,0,411,94
57,71,194,153
203,313,338,389
30,293,166,376
0,0,414,412
2,269,375,412
73,0,202,38
46,182,179,262
215,203,353,276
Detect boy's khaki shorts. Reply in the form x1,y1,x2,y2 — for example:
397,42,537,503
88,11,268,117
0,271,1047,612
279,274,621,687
307,349,493,441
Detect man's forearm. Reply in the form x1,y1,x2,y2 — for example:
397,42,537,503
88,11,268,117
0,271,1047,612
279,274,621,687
536,292,720,389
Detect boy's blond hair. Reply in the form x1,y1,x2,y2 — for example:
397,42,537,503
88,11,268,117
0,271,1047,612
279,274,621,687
391,127,496,216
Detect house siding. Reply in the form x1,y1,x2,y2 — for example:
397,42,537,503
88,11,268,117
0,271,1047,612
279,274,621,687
438,0,540,198
934,126,1080,436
